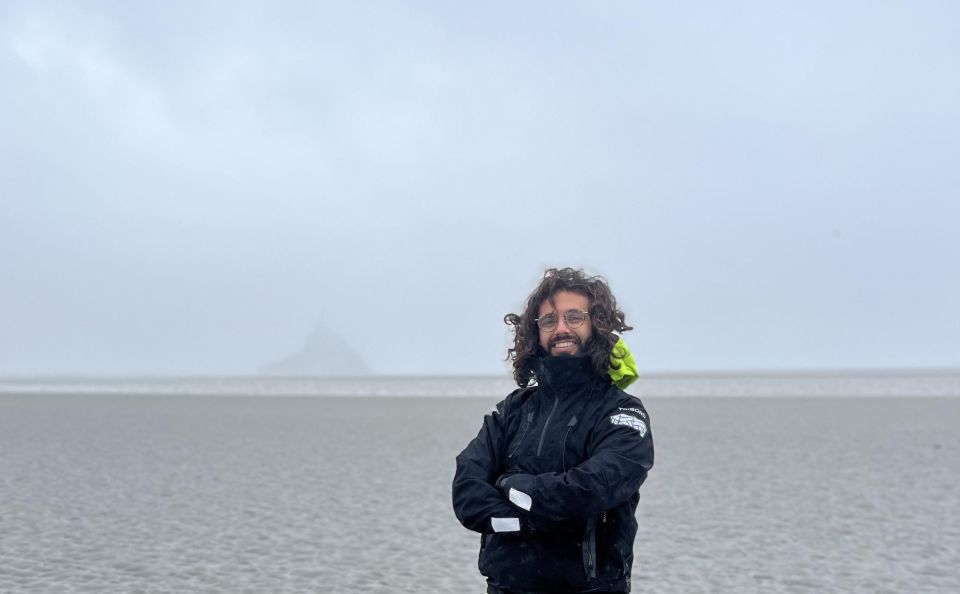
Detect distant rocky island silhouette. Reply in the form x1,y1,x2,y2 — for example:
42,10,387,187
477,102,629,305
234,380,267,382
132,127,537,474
260,322,369,376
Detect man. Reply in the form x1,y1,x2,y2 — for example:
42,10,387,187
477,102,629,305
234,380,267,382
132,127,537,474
453,267,655,594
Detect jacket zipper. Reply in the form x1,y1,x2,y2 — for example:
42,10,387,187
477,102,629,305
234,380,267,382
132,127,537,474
561,415,577,472
583,515,597,580
536,396,559,456
587,512,607,580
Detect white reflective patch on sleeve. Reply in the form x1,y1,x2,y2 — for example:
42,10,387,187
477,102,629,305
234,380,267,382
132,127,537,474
491,517,520,532
508,488,532,511
610,413,647,438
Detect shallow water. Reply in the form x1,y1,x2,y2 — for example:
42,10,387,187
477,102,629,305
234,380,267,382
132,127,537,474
1,394,958,593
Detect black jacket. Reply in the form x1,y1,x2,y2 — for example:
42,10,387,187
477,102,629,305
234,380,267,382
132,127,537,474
452,355,654,593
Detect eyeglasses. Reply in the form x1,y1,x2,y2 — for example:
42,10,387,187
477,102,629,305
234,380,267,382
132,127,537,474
535,310,590,331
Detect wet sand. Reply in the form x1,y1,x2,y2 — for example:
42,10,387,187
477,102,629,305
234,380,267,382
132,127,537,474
1,394,958,592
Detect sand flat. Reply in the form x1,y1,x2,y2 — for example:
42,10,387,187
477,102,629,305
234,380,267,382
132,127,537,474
1,393,958,593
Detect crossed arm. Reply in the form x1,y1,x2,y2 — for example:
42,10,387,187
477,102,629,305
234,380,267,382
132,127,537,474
452,403,653,533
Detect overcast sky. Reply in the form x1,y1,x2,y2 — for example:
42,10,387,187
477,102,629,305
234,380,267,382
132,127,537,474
1,1,958,376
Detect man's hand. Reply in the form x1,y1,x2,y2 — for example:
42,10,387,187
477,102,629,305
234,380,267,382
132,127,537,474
495,473,533,511
496,474,587,536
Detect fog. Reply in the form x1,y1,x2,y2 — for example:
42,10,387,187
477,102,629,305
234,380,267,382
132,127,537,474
2,1,958,376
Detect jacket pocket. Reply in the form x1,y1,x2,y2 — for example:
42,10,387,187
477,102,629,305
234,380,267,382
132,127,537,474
617,543,628,580
597,512,625,581
478,533,492,573
508,412,534,459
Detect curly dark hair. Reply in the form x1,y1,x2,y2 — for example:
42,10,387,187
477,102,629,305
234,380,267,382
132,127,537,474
504,267,632,387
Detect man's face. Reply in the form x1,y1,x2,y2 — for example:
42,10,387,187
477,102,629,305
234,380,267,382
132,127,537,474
537,290,593,357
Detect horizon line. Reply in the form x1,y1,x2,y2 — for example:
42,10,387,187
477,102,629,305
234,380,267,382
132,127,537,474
2,365,960,382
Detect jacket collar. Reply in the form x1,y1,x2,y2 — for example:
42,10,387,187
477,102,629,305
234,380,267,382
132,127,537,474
532,354,599,398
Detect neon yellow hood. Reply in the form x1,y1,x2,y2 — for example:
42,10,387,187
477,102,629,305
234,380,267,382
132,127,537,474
608,337,639,390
